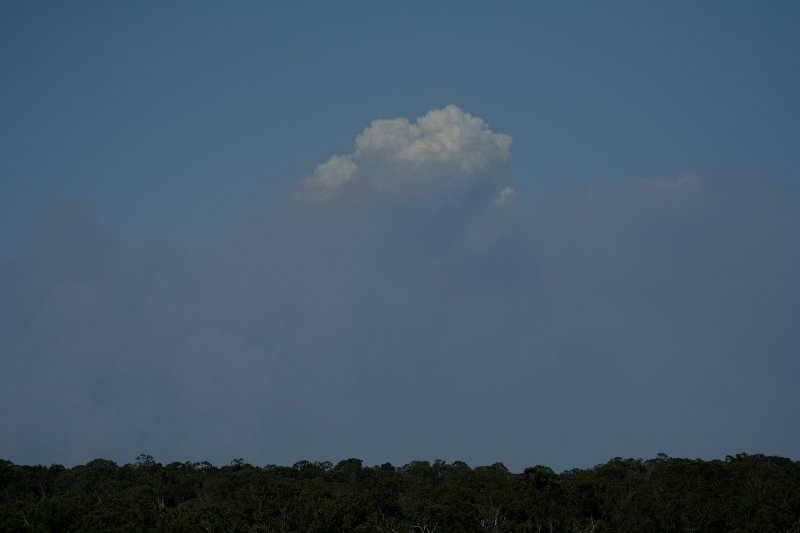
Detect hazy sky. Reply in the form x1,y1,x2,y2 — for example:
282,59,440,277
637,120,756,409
1,2,799,472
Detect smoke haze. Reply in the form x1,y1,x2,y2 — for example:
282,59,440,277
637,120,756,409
2,107,798,471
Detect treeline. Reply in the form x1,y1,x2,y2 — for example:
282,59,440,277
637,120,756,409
1,454,799,532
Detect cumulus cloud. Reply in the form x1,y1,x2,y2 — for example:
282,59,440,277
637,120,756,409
304,155,358,199
303,105,512,200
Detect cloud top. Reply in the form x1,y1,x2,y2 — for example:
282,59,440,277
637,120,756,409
304,105,512,199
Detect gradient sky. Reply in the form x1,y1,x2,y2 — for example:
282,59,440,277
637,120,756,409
1,1,799,472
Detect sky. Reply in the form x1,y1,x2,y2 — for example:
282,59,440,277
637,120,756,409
1,1,799,472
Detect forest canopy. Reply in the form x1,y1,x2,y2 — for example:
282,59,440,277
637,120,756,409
1,453,799,531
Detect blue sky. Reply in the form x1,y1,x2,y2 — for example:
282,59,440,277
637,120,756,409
1,2,799,471
4,1,798,255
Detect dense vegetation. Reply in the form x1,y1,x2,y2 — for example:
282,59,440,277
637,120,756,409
1,453,799,532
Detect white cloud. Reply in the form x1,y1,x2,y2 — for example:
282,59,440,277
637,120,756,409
493,186,517,206
304,155,358,200
304,105,512,200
